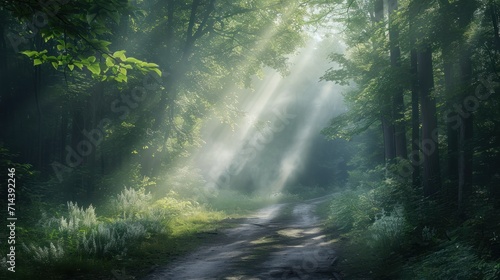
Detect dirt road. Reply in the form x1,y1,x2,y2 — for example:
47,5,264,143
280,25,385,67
143,196,340,280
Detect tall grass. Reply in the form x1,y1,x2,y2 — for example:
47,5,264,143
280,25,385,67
368,205,406,254
111,187,152,219
21,242,65,264
59,202,98,232
23,187,169,264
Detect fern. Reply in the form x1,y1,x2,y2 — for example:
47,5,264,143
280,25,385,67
111,187,152,219
369,205,406,247
21,242,64,264
59,202,98,233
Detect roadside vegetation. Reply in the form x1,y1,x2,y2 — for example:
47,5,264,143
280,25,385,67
0,169,307,280
321,166,500,279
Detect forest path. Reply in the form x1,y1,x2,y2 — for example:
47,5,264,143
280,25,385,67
143,195,340,280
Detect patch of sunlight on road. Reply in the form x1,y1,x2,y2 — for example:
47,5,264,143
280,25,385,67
277,228,304,238
249,203,283,220
312,234,327,240
250,236,274,245
304,227,322,234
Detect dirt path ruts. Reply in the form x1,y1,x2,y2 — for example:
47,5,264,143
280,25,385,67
143,196,339,280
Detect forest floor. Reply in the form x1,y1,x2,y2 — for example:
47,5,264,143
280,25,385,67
142,195,341,280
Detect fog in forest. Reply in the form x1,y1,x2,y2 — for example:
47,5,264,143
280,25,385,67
194,39,347,195
1,1,500,279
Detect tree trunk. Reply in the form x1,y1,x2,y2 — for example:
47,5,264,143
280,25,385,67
409,0,420,187
388,0,407,160
373,0,397,167
411,48,421,187
490,3,500,52
60,111,68,163
418,46,441,196
458,49,473,213
382,118,396,163
444,60,459,186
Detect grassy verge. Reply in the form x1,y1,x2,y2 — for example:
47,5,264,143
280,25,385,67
205,189,300,215
0,188,232,280
1,187,307,279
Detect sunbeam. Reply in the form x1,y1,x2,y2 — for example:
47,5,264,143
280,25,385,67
194,39,343,194
271,83,335,193
3,1,497,278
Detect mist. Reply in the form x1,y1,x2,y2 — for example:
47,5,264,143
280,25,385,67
2,1,500,279
192,38,346,195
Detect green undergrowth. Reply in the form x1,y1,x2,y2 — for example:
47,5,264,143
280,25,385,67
0,186,237,280
322,174,500,280
205,189,300,215
0,183,308,279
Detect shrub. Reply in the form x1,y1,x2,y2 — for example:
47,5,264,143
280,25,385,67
368,205,407,254
402,241,499,279
21,242,65,264
111,187,152,219
328,188,380,231
79,223,127,258
59,202,98,233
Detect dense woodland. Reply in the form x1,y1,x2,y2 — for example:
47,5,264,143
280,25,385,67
1,0,500,279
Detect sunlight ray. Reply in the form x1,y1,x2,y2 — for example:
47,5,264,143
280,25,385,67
271,83,334,193
193,39,338,194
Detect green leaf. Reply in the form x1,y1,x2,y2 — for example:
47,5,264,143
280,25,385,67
43,34,54,42
68,64,75,71
87,56,97,63
21,50,38,57
105,57,114,67
86,13,97,24
125,57,141,64
33,59,43,66
74,62,83,70
144,62,159,68
57,44,64,51
119,67,127,75
151,68,162,77
116,73,127,83
113,50,126,61
108,11,120,24
100,41,111,48
51,62,58,70
87,63,101,75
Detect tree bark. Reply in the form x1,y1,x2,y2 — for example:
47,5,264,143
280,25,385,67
411,48,421,187
373,0,397,167
458,49,473,213
444,60,459,185
418,46,441,196
388,0,407,160
409,1,420,188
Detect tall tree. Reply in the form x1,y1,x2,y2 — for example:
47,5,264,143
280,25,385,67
412,0,441,196
388,0,407,160
373,0,397,165
418,44,441,196
408,0,421,188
